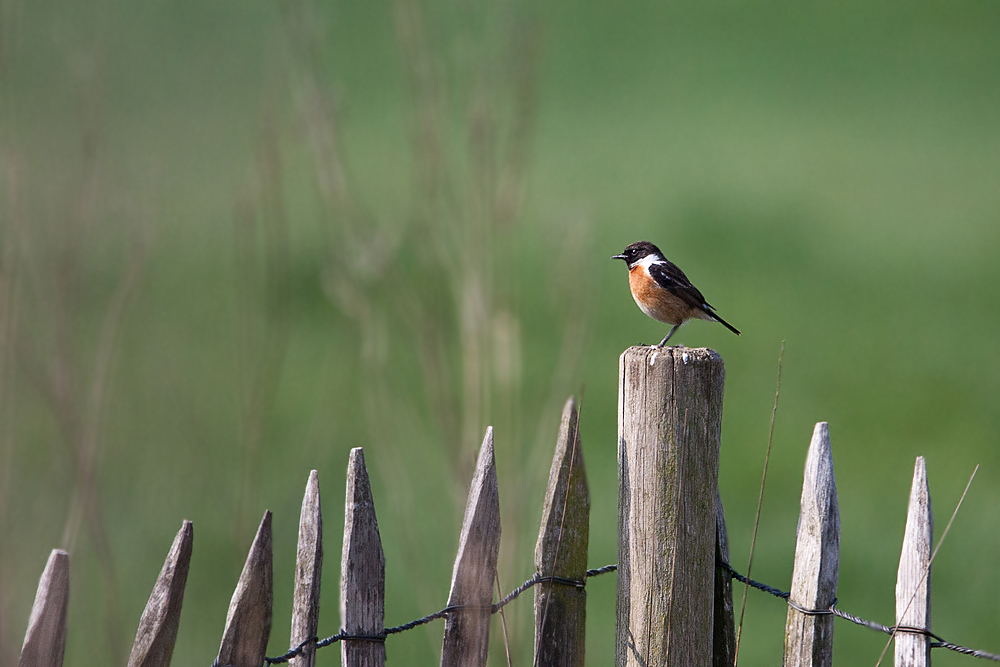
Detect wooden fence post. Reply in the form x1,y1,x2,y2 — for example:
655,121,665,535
290,471,322,667
127,521,194,667
895,457,932,667
617,346,725,667
341,449,386,667
216,511,274,667
783,422,840,667
18,549,69,667
534,397,590,667
713,494,736,667
441,427,501,667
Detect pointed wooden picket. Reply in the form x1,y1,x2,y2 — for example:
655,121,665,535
895,457,932,667
290,471,323,667
127,521,194,667
18,549,70,667
341,449,386,667
533,397,590,667
441,427,501,667
783,422,840,667
216,511,274,667
533,397,589,667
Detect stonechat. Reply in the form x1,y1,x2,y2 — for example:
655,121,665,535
612,241,740,346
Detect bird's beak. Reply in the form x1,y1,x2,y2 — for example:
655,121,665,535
611,254,626,261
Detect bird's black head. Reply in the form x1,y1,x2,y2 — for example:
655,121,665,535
611,241,663,266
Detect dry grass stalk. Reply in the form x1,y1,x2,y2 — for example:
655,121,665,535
0,52,147,665
273,2,593,658
0,142,25,667
232,108,292,545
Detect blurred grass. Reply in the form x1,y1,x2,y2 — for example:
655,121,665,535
2,0,1000,665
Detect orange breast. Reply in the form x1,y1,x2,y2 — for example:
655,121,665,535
628,266,697,325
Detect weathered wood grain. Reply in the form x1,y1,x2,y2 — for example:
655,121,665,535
713,494,736,667
533,396,590,667
341,449,386,667
127,521,194,667
216,511,274,667
895,456,932,667
290,471,322,667
783,422,840,667
18,549,70,667
441,427,501,667
617,346,724,667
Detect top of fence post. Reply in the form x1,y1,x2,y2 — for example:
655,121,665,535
441,427,501,667
783,422,840,667
290,471,323,667
127,521,194,667
534,396,590,667
216,511,274,667
341,449,386,667
617,346,725,667
895,456,932,667
18,549,70,667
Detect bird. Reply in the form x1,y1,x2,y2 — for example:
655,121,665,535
612,241,740,347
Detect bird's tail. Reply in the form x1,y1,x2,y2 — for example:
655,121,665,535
708,309,741,336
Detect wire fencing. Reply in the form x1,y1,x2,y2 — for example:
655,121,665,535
717,560,1000,662
257,565,619,666
254,559,1000,667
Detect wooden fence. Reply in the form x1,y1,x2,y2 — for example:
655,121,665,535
13,346,990,667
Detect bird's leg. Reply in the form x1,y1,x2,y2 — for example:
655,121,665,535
657,323,681,347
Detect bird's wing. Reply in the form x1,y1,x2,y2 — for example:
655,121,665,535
648,261,711,311
649,260,741,335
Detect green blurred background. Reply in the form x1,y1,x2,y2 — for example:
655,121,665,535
2,0,999,664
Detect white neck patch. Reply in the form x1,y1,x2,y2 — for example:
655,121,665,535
633,253,664,270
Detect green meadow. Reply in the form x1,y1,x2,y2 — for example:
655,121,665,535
2,0,999,664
